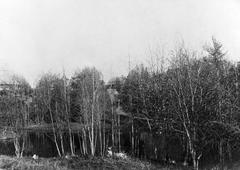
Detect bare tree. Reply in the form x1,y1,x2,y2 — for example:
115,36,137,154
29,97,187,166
168,47,204,170
35,73,62,157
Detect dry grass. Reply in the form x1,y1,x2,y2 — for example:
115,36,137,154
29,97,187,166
2,155,239,170
0,155,68,170
0,155,157,170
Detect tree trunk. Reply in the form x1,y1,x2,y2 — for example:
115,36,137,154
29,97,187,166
183,139,189,166
227,139,232,162
89,100,95,156
192,149,197,170
66,103,74,156
82,128,87,155
14,136,21,158
65,85,75,156
89,127,95,156
103,106,106,156
131,118,134,156
49,108,61,157
118,114,121,152
89,70,96,156
219,139,224,170
111,101,115,157
99,122,103,156
68,126,74,156
60,132,65,156
20,134,26,157
188,139,199,170
78,133,83,155
94,123,98,154
184,125,199,170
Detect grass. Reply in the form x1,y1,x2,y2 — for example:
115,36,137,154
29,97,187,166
0,155,158,170
1,155,240,170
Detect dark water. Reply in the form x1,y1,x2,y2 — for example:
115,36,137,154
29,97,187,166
0,133,59,157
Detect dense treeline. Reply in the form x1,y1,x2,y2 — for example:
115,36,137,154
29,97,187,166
0,38,240,170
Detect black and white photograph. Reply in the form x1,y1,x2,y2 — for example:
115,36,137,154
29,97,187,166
0,0,240,169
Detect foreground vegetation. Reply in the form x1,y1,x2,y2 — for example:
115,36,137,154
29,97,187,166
1,155,240,170
0,155,157,170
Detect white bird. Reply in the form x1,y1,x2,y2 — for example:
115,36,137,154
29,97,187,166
65,154,71,159
107,147,127,159
32,154,39,160
115,152,128,159
107,147,113,157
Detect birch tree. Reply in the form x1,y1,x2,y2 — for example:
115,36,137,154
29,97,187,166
71,67,105,156
168,47,207,170
35,73,62,157
0,74,31,157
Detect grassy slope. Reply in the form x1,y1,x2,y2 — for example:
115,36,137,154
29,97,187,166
2,155,239,170
0,155,159,170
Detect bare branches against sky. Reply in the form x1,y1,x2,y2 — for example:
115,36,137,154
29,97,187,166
0,0,239,86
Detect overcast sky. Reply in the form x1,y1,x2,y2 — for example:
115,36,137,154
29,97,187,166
0,0,240,86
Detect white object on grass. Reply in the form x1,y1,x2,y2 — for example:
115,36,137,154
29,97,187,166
107,147,113,157
65,154,71,159
32,154,39,160
107,147,127,159
115,152,128,159
169,159,176,164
